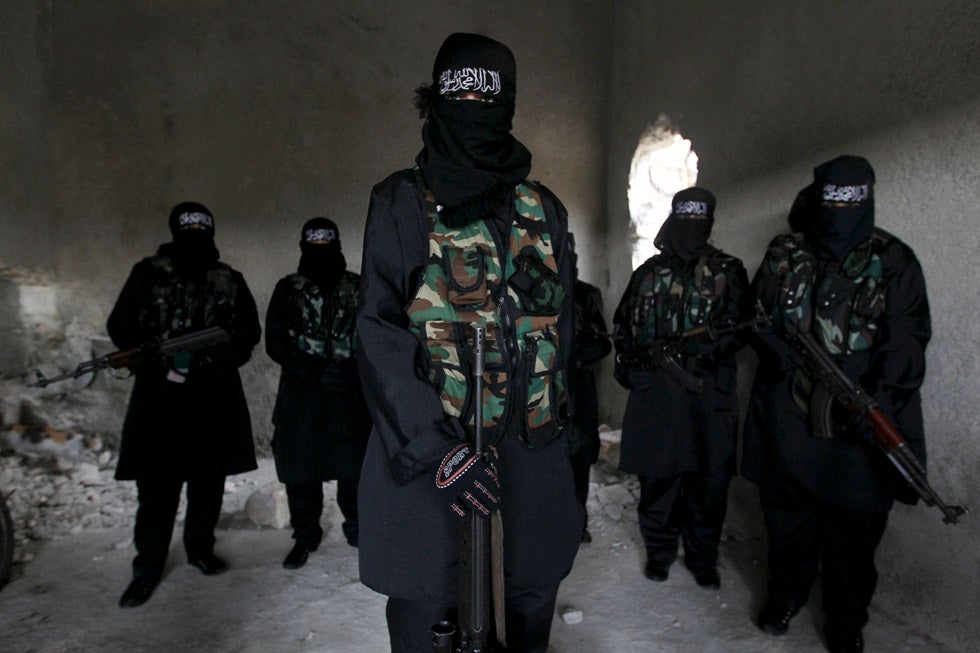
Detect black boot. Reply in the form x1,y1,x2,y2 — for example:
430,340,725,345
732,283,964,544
825,623,864,652
757,602,801,636
282,542,316,569
691,567,721,590
119,577,158,608
643,559,670,582
188,553,228,576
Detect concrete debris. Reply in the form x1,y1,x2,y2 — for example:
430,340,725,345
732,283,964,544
560,608,584,625
245,483,290,529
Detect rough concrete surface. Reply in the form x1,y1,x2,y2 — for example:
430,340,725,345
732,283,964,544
0,458,962,653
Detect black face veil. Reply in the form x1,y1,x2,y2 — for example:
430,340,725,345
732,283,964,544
298,217,346,288
654,187,716,261
797,155,876,261
415,33,532,225
168,201,219,271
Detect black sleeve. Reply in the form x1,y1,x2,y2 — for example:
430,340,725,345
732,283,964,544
747,255,801,376
264,278,329,385
106,261,156,349
866,240,931,462
356,178,460,486
575,284,612,366
612,272,636,389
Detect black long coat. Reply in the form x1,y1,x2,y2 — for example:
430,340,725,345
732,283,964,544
107,244,261,481
742,228,931,513
265,272,370,484
566,280,612,462
614,248,751,479
356,170,582,602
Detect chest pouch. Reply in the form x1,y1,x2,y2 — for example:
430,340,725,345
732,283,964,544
418,321,508,429
508,246,565,316
684,259,726,329
442,244,493,309
522,327,568,445
295,285,329,357
774,246,816,333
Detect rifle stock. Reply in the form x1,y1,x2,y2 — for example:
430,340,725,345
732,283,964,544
793,330,966,525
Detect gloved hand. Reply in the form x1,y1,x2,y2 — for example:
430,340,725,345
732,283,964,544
435,443,500,519
830,403,875,445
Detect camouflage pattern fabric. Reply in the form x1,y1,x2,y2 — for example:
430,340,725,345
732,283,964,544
141,255,237,334
406,181,567,441
285,272,360,361
761,233,888,418
758,235,886,355
628,255,728,347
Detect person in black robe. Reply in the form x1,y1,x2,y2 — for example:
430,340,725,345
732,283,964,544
356,33,581,653
265,217,370,568
107,202,260,608
613,187,751,589
743,156,931,653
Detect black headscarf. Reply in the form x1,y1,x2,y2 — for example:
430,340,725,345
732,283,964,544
796,155,876,261
298,217,346,288
167,201,219,272
415,33,532,226
654,187,716,261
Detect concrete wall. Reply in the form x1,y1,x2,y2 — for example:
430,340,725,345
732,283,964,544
0,1,612,442
3,0,978,644
604,1,980,647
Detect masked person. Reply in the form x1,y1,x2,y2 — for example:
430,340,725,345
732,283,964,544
565,233,612,543
356,33,582,653
265,218,369,568
743,156,930,653
613,188,751,590
107,202,261,608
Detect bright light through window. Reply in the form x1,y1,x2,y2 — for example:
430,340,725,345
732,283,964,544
627,116,699,269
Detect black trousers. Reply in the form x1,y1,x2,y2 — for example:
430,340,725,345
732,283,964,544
637,468,731,572
285,478,359,547
385,583,559,653
761,487,889,633
132,474,225,581
568,442,593,528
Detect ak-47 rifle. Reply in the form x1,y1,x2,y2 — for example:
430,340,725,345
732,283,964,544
617,303,770,393
433,325,500,653
29,326,230,388
790,328,966,525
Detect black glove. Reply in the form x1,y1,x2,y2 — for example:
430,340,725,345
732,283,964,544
830,403,875,445
435,443,500,519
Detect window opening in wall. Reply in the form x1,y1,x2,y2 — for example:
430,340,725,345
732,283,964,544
627,116,699,269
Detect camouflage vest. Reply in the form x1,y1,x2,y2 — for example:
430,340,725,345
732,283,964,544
285,272,359,361
406,181,568,446
628,253,731,348
761,233,887,354
139,255,236,333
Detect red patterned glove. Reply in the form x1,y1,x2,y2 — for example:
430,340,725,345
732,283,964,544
435,443,500,519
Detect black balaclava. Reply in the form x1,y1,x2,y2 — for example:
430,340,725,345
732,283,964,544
298,217,346,288
799,155,876,261
415,32,532,226
653,187,716,261
167,202,219,271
